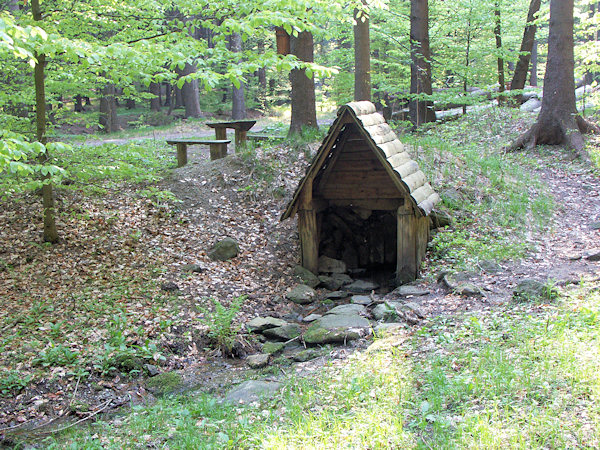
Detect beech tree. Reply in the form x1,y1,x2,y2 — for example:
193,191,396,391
509,0,541,102
354,1,371,101
510,0,598,160
409,0,435,126
289,31,318,136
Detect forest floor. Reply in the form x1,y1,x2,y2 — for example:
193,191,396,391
0,107,599,447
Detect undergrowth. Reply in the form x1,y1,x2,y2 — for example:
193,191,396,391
47,280,600,448
403,107,554,272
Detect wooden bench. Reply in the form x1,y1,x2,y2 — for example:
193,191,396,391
166,139,231,166
206,120,257,149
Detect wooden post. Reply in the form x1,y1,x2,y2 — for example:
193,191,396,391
210,142,228,160
298,178,318,274
215,127,226,140
176,142,187,167
235,129,247,151
396,205,418,284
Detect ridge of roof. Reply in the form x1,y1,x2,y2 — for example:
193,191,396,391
281,101,440,220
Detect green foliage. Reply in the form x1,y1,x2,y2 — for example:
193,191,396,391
0,370,33,397
200,296,245,355
33,342,80,368
404,107,554,271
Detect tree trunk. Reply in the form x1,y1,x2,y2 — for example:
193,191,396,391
409,0,436,126
494,2,505,104
231,33,246,120
74,94,84,112
126,98,135,109
99,83,119,132
510,0,541,102
176,63,201,118
174,85,183,108
164,84,172,106
150,82,161,111
32,0,58,243
354,1,371,102
509,0,598,160
529,39,538,86
256,39,267,109
289,31,318,136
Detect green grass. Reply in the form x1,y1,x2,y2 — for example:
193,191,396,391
402,107,554,272
45,280,600,449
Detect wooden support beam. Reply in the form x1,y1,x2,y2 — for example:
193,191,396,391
396,205,418,284
176,142,187,167
298,178,318,274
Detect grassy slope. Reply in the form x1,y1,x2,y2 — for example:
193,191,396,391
10,107,600,448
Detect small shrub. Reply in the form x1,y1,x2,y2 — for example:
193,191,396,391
0,370,32,396
33,343,79,367
200,296,245,356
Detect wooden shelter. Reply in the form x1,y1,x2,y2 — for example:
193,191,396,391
281,101,440,283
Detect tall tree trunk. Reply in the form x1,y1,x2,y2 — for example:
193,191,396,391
289,31,318,136
463,13,472,115
32,0,58,243
74,94,84,112
164,84,172,106
176,63,201,118
510,0,598,160
174,85,183,108
409,0,436,126
510,0,541,102
354,1,371,102
99,83,119,132
494,2,505,104
231,33,246,120
529,39,538,86
256,40,267,109
150,82,161,111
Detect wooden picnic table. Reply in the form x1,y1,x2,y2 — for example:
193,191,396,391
206,120,256,148
166,139,231,166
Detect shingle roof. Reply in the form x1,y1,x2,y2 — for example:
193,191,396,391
281,101,440,220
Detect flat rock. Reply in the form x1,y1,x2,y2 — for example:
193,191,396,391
262,341,285,355
303,313,322,322
325,290,349,300
303,314,370,344
440,271,477,290
325,304,366,316
262,324,301,340
478,260,503,273
181,264,205,273
350,295,372,305
246,317,288,333
584,249,600,261
318,275,343,291
160,281,179,292
208,237,239,261
520,97,542,112
291,349,321,362
247,354,270,369
331,273,353,286
224,380,282,404
286,284,317,304
454,283,485,297
590,222,600,230
318,256,347,274
392,285,430,297
294,265,320,288
373,303,396,321
345,280,379,293
513,279,555,302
